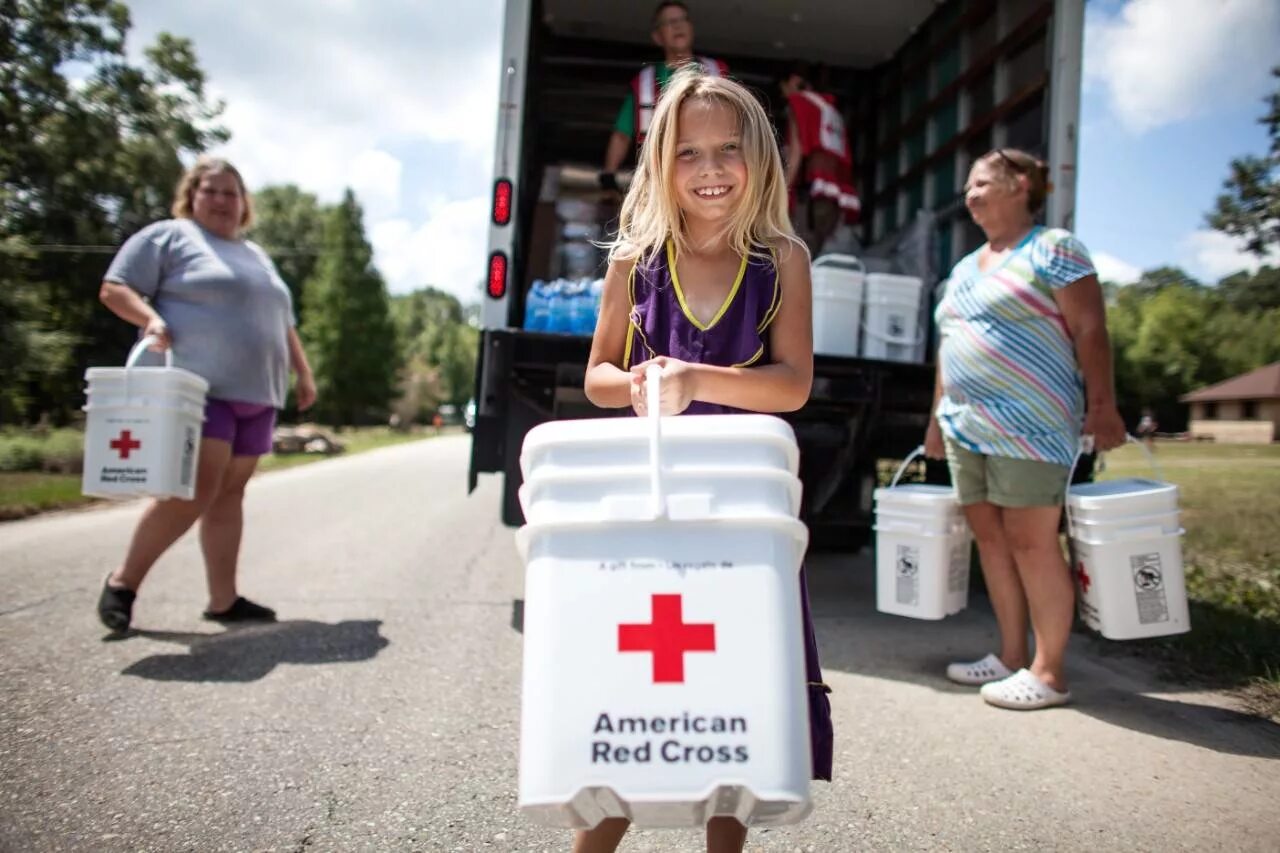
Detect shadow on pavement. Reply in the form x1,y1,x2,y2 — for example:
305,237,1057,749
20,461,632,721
119,619,390,682
806,552,1280,759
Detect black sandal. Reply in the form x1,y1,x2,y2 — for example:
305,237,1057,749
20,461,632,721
202,596,277,623
97,577,136,633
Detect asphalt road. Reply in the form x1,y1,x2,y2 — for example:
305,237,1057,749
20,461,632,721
2,435,1277,852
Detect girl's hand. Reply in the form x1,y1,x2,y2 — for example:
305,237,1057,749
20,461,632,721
295,371,317,412
143,316,172,352
924,419,946,460
1084,403,1126,453
630,357,698,416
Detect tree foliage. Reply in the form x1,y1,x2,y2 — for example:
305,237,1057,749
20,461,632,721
389,287,478,421
1207,66,1280,257
248,185,327,321
0,0,226,423
1106,270,1280,431
300,190,400,426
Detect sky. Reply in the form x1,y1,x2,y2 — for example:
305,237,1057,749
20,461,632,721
122,0,1280,301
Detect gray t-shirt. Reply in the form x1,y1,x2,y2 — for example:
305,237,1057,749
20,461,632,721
104,218,295,407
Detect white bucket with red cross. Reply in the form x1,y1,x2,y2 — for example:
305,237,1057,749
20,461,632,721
515,368,811,829
1067,446,1189,640
82,336,209,501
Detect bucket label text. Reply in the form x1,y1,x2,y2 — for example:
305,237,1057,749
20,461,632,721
590,712,750,766
1130,552,1169,624
895,544,919,605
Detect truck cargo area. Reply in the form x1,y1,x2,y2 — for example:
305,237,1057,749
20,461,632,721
471,0,1081,551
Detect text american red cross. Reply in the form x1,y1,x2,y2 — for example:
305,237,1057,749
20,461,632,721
618,593,716,684
110,430,142,459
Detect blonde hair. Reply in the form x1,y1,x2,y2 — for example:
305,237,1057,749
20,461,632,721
608,66,802,266
171,156,254,230
976,148,1051,214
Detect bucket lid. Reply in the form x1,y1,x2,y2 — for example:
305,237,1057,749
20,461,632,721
874,484,959,506
85,365,210,393
520,414,799,477
514,514,809,563
1067,477,1177,509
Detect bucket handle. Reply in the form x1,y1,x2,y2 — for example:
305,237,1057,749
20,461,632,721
126,335,174,369
889,445,926,490
812,253,866,273
121,335,173,403
1065,433,1165,539
646,364,665,519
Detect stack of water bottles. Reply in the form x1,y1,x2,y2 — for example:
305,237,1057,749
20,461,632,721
524,278,606,336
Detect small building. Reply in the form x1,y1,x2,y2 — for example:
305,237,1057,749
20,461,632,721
1180,362,1280,443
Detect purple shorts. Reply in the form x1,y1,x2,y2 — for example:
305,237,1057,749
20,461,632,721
203,398,277,457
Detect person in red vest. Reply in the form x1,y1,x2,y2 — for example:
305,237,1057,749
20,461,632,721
781,63,860,255
599,1,727,189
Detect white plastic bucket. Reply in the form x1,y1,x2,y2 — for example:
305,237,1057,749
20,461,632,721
872,448,972,620
860,273,925,363
810,254,864,358
1072,529,1190,640
1067,442,1190,640
517,516,811,828
516,367,812,828
519,466,802,524
82,337,209,500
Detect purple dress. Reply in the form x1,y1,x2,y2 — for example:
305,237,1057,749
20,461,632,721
625,241,834,781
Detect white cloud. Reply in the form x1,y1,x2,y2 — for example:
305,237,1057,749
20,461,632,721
1084,0,1279,133
1180,229,1280,282
350,150,404,223
124,0,503,301
371,197,490,299
1092,250,1143,285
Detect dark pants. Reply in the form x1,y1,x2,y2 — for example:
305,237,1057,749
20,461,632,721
800,566,834,781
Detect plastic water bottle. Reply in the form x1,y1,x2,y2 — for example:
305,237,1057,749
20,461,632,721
524,280,549,331
589,278,605,331
569,279,595,336
547,279,572,333
523,280,542,330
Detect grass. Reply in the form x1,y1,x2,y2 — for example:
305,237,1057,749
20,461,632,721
0,472,98,520
1094,442,1280,718
0,426,454,520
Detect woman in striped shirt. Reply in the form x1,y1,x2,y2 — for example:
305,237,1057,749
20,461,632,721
924,148,1125,710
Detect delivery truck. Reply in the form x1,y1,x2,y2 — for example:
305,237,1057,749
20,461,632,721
470,0,1085,550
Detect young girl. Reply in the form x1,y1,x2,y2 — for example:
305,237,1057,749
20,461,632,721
582,66,832,853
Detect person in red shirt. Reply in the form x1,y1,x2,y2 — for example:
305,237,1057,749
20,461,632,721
599,1,727,189
780,63,860,255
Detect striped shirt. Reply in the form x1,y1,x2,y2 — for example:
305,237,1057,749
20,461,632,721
934,226,1095,467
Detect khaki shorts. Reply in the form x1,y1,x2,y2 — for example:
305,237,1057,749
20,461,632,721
943,438,1070,508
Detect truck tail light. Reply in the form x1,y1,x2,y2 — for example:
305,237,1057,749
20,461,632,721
487,251,508,299
492,179,512,226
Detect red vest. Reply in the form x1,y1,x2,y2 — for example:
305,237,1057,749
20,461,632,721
787,91,851,166
786,91,860,219
632,57,727,144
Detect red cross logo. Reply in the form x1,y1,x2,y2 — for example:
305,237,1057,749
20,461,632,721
109,430,142,459
618,594,716,684
1075,561,1092,594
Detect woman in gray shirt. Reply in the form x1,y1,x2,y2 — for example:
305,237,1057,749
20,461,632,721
96,157,316,632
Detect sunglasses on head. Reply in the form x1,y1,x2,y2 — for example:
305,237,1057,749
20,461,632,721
994,148,1027,172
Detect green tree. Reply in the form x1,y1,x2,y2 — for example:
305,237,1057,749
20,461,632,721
1207,66,1279,256
301,190,399,425
1,1,226,422
1216,265,1280,312
389,287,478,421
248,185,327,320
